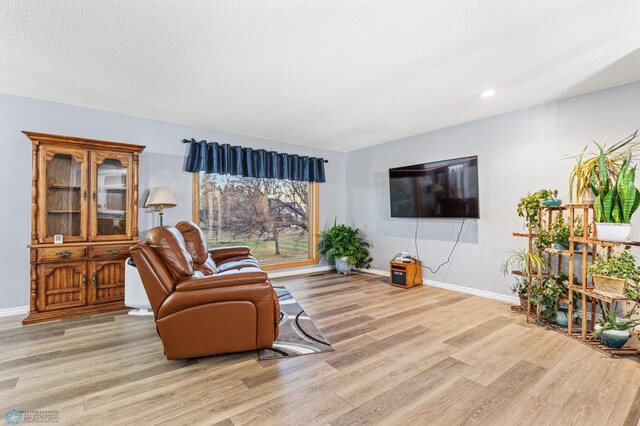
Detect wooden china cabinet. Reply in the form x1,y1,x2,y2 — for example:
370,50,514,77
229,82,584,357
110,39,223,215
24,132,145,324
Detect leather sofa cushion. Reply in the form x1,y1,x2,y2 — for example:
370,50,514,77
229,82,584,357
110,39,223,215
146,227,194,282
195,257,217,276
209,246,251,262
216,258,261,273
175,268,269,292
176,221,217,276
175,221,210,264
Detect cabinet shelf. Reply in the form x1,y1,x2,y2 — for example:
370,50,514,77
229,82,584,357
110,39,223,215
48,185,81,190
48,210,81,214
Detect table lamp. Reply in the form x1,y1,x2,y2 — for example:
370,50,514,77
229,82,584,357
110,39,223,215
145,187,177,226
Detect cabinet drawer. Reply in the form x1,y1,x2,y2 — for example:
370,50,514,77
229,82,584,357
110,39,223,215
38,246,87,262
89,244,131,259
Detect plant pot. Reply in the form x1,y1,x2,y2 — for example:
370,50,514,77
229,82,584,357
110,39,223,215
542,198,562,207
591,274,628,298
555,311,569,327
600,329,631,349
575,243,583,252
518,295,528,310
552,243,568,251
335,257,352,274
595,222,631,242
581,191,595,205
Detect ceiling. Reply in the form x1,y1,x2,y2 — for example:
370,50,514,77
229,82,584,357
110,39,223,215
1,1,639,152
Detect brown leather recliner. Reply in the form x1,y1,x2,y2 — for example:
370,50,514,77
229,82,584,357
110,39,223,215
129,221,280,360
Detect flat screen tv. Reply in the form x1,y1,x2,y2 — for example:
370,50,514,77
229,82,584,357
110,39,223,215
389,156,479,218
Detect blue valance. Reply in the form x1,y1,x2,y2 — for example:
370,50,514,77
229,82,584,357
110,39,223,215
183,139,326,183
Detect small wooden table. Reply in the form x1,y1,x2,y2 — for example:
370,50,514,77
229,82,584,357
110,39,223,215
389,260,422,288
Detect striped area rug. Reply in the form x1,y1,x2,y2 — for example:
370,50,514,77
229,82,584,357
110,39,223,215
258,288,334,360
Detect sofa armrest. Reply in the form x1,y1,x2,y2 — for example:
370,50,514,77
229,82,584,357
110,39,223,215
158,281,275,319
209,246,251,263
175,270,268,292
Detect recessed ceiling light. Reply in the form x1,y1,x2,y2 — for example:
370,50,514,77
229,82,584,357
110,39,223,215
480,89,496,98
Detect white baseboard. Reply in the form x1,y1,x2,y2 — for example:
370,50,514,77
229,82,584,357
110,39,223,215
356,268,519,305
0,306,29,318
268,265,334,279
425,279,519,305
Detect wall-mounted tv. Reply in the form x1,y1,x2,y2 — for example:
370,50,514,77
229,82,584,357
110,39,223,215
389,156,479,218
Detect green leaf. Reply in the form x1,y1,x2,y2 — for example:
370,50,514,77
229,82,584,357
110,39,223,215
594,195,603,222
599,148,608,192
602,191,614,222
622,166,637,222
631,189,640,219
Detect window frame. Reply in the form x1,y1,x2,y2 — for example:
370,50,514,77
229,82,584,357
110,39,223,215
192,173,319,270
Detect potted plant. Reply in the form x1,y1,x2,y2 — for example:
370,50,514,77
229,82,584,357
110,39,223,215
510,278,530,309
573,214,589,251
318,220,372,274
517,189,556,228
587,248,640,299
502,249,549,277
568,130,639,203
550,214,570,250
591,304,640,348
502,249,549,309
591,149,640,242
535,229,554,252
529,272,570,324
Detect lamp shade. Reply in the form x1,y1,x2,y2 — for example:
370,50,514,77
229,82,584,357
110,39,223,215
145,187,177,208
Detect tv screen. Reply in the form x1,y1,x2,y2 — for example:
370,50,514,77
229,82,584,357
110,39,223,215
389,156,479,218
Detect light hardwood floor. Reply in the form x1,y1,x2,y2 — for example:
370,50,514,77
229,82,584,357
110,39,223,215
1,272,639,425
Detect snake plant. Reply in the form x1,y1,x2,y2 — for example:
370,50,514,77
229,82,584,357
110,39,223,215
569,130,639,202
591,149,640,223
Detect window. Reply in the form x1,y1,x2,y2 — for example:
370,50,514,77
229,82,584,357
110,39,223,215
193,173,319,269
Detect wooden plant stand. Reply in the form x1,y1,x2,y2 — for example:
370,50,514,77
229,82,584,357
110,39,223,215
512,204,640,358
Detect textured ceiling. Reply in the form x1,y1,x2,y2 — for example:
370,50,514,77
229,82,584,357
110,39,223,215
1,1,639,152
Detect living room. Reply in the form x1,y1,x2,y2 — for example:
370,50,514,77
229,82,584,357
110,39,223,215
2,2,640,425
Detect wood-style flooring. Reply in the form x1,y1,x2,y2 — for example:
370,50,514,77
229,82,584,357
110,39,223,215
1,272,639,425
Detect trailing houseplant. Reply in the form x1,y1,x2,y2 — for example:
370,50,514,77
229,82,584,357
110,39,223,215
317,219,372,273
501,249,549,277
550,214,570,250
535,229,554,252
517,189,555,227
590,304,640,348
587,248,640,299
530,272,570,323
569,130,639,203
573,214,588,239
502,249,549,309
590,149,640,242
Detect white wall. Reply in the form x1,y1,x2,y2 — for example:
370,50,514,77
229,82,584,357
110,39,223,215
4,81,640,310
0,93,346,310
345,81,640,298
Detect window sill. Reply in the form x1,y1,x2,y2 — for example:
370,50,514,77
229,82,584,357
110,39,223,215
261,257,319,271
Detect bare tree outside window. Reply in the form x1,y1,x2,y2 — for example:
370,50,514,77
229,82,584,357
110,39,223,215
197,173,311,263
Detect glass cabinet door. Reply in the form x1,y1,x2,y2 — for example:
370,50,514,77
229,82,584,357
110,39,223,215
90,152,132,241
39,147,89,243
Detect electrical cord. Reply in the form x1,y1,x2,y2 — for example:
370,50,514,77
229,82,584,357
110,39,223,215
414,217,466,278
